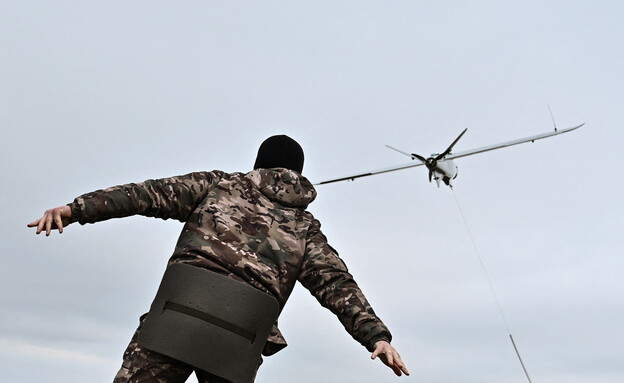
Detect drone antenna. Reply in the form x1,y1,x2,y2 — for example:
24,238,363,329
548,105,557,132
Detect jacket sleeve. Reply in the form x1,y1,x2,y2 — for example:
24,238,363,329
68,171,219,225
297,218,392,352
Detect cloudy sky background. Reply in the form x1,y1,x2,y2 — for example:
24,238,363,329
2,1,623,382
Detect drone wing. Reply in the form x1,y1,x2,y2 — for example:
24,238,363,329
315,161,425,185
315,123,583,185
445,123,584,161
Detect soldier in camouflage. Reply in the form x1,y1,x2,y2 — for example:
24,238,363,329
28,135,410,382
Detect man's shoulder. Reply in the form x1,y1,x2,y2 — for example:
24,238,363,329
182,169,238,182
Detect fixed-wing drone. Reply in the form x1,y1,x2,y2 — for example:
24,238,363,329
317,123,584,188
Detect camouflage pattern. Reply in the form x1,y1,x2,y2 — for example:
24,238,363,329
113,316,234,383
69,168,391,356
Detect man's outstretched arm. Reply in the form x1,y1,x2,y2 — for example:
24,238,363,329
27,205,72,236
299,219,410,377
371,340,410,377
27,171,219,234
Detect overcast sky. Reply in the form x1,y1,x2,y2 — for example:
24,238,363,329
2,1,623,382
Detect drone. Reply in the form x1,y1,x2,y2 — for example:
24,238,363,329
317,123,584,188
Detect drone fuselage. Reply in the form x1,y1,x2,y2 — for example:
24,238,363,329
432,158,458,188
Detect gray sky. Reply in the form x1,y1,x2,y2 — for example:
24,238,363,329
2,1,623,382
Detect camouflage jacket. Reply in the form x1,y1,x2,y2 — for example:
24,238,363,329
68,168,391,355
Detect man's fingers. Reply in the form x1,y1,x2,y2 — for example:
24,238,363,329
54,212,64,234
371,342,410,377
41,209,55,236
394,355,409,376
36,215,47,234
379,352,401,376
401,363,410,376
386,352,405,377
385,351,395,370
371,342,385,360
45,212,54,236
29,206,71,236
27,220,40,228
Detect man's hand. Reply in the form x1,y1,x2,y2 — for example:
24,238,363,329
27,205,72,236
371,340,410,377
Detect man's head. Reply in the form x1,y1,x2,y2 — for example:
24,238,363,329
254,135,304,174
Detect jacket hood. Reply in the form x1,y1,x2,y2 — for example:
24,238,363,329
247,168,317,208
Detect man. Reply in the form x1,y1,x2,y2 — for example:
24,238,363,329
28,135,409,382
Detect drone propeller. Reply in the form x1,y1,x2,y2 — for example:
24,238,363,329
411,153,427,162
437,128,468,160
410,128,468,183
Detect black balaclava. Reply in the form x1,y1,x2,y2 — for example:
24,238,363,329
253,135,304,174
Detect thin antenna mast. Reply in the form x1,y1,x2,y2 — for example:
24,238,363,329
548,105,558,132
